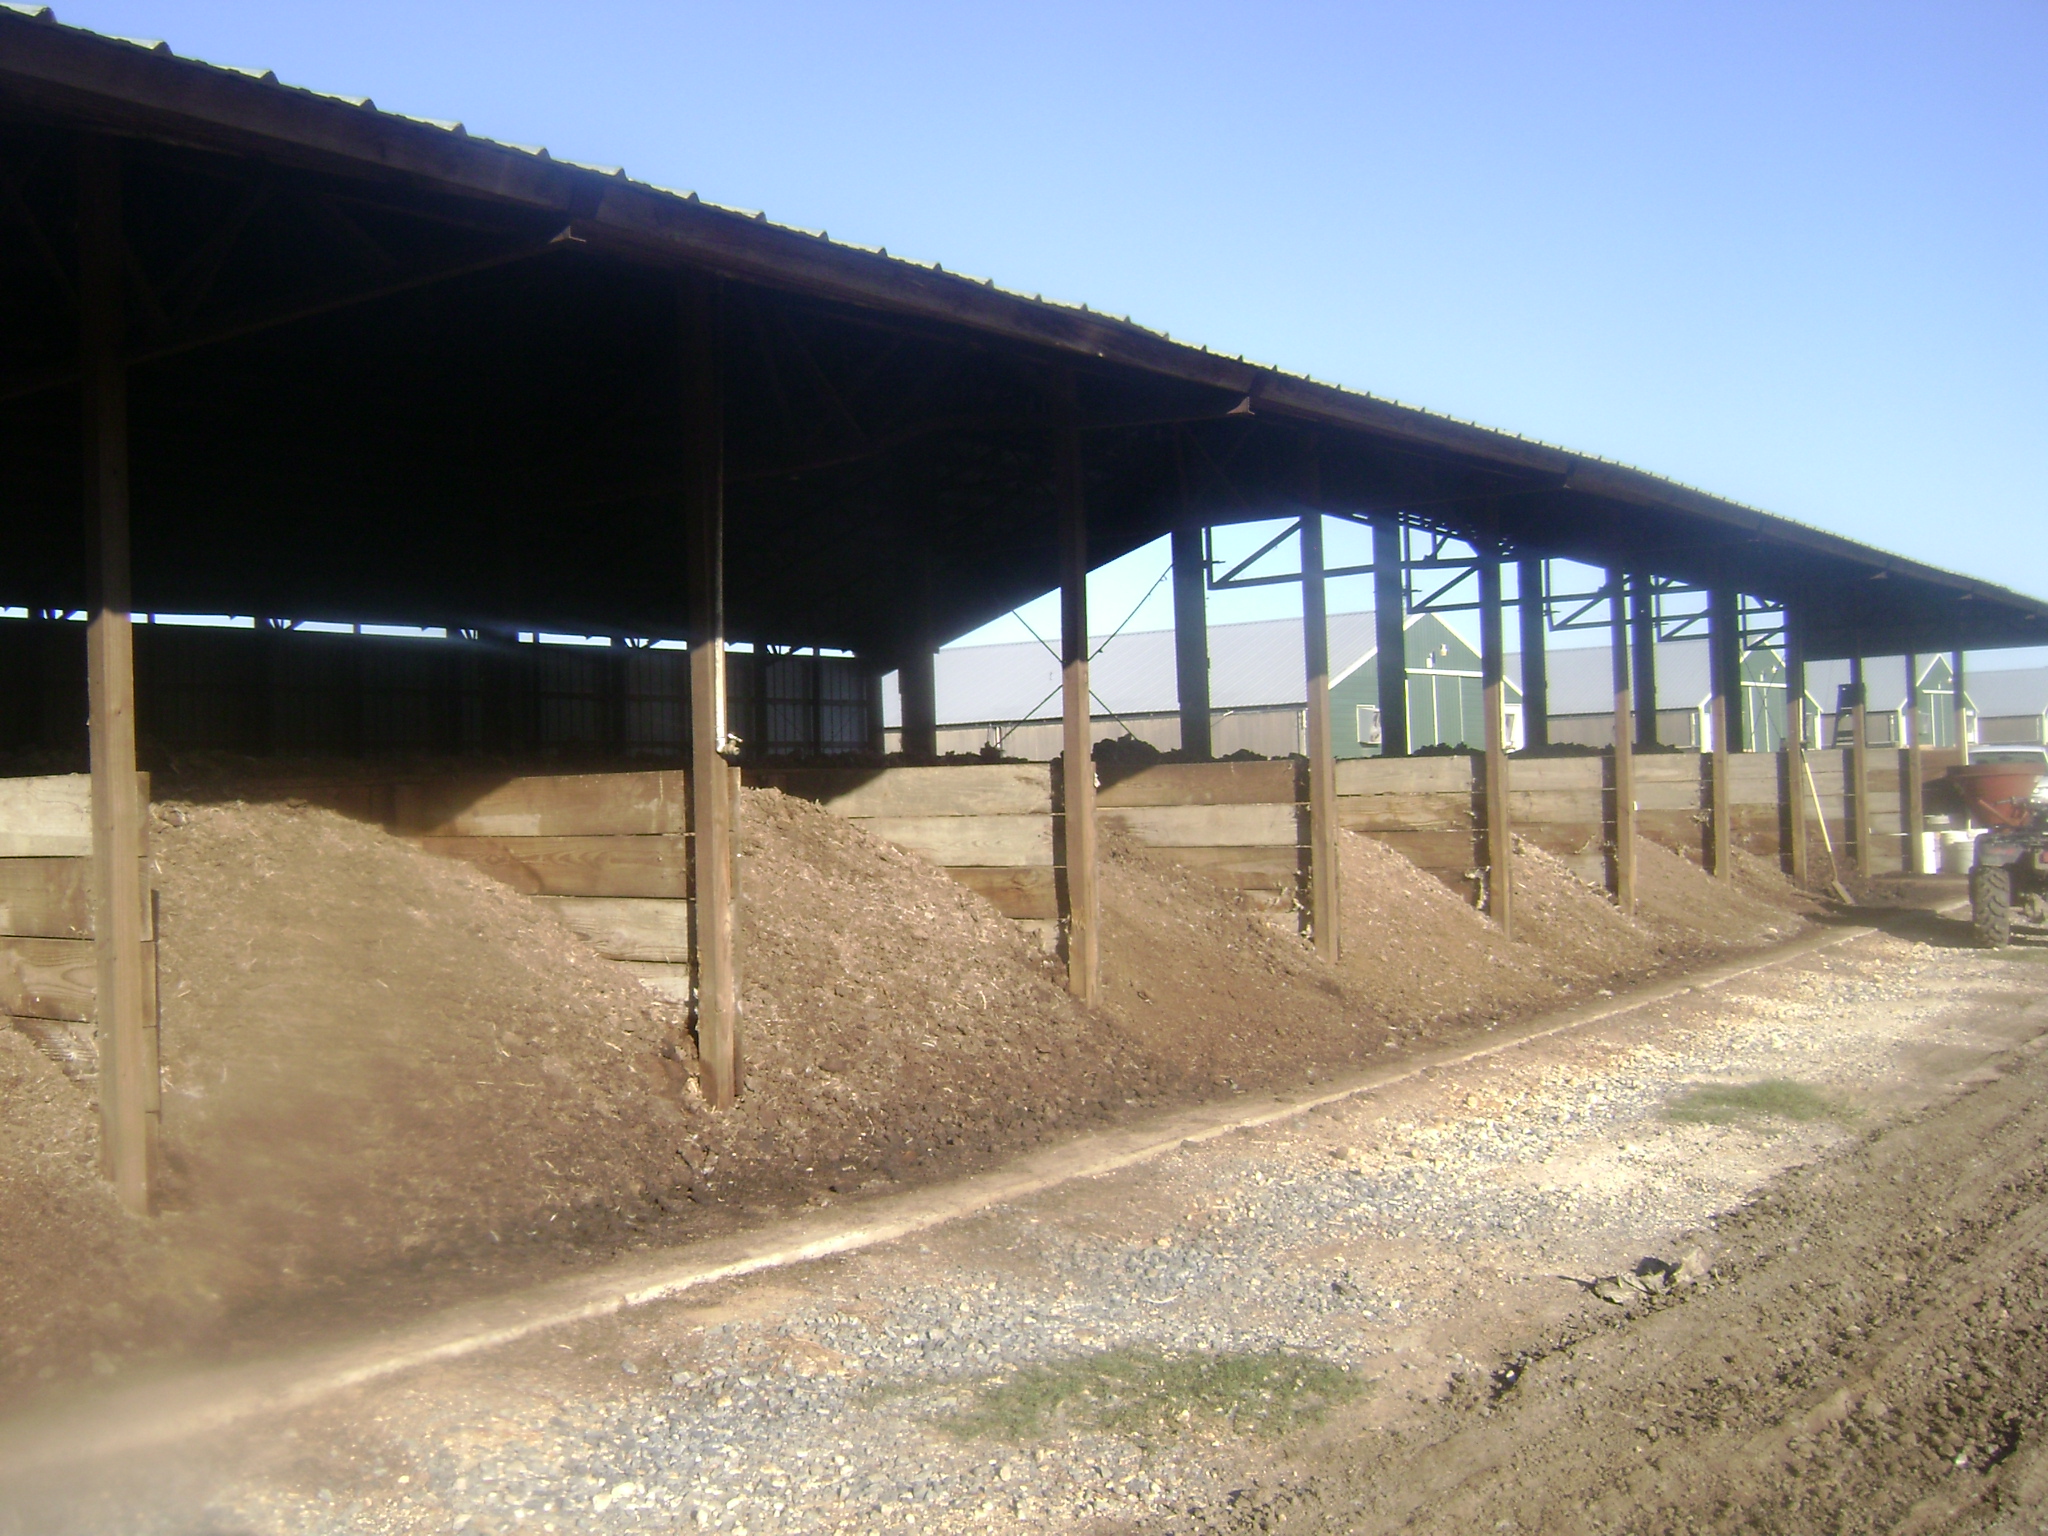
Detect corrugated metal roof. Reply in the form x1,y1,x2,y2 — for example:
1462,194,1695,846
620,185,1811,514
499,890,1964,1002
0,6,1920,534
1965,666,2048,717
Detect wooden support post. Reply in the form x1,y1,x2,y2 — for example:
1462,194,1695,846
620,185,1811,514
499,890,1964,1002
1480,554,1512,936
1849,656,1871,879
1630,572,1659,749
1785,611,1809,887
1372,516,1408,756
1905,655,1926,874
1952,649,1968,753
1056,413,1098,1002
1170,525,1212,760
79,140,154,1215
1608,569,1636,917
898,650,937,760
682,272,740,1107
1301,506,1340,961
1517,557,1549,752
1707,587,1736,879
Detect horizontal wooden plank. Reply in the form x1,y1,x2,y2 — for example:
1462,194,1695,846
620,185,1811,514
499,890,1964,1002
752,763,1051,818
1335,756,1474,796
619,960,694,1005
1359,829,1485,871
1337,791,1475,833
1636,781,1705,812
533,896,692,963
393,771,688,837
0,936,156,1026
941,865,1059,920
1101,802,1300,849
1506,758,1609,791
857,813,1054,868
0,772,151,856
1011,918,1060,953
1096,760,1298,808
0,856,153,940
1633,755,1705,783
1508,789,1607,822
416,834,692,898
1139,845,1303,890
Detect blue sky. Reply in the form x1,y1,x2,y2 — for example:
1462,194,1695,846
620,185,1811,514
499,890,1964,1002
54,1,2048,664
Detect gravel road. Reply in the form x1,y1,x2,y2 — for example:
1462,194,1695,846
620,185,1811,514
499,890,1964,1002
8,911,2045,1536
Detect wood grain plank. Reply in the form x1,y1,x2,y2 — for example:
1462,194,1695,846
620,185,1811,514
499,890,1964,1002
854,814,1054,867
0,936,157,1025
1096,760,1297,808
1335,756,1475,796
0,772,151,856
752,763,1052,818
0,856,152,939
532,896,693,963
1100,802,1300,849
1359,829,1485,870
1136,845,1303,890
393,771,688,837
416,834,693,898
1336,791,1475,832
941,865,1059,919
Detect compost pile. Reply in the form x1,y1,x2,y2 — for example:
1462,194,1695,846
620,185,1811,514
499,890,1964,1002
0,787,1812,1408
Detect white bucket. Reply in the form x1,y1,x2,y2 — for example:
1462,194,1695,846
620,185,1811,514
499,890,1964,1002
1942,831,1984,875
1919,831,1944,875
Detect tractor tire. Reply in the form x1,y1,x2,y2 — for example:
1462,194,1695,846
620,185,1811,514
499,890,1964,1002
1972,864,2013,949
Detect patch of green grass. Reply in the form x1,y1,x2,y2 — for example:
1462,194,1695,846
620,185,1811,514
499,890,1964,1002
1663,1078,1850,1126
938,1347,1366,1443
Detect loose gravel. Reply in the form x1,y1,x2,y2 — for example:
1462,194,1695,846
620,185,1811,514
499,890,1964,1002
8,921,2042,1536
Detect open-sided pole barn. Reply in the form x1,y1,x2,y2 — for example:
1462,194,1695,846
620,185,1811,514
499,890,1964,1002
7,9,2048,1210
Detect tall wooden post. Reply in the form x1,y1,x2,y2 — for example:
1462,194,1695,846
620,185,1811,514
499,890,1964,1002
1848,656,1871,878
1904,655,1926,874
1608,569,1636,917
1517,557,1549,752
899,648,938,760
1170,525,1212,759
1480,553,1512,936
1784,611,1809,886
1372,517,1407,756
79,140,154,1215
1056,415,1098,1002
1952,649,1968,754
1707,587,1736,879
1301,506,1340,961
682,272,739,1107
1630,572,1659,749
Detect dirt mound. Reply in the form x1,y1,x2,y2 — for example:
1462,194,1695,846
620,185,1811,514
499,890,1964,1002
1634,837,1813,946
719,788,1177,1184
1095,830,1358,1089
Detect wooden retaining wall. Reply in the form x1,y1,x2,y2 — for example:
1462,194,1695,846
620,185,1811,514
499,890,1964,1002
751,764,1060,947
0,774,157,1084
1097,760,1305,915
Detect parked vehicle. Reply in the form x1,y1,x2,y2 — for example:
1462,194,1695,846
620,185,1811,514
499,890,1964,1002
1953,760,2048,946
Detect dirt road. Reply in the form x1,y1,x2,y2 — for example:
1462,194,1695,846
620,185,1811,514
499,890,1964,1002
5,910,2045,1535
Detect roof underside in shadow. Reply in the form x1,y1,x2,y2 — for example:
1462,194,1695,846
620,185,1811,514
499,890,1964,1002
3,8,2044,665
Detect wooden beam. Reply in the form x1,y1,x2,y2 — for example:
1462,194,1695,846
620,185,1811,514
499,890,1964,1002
1170,524,1212,760
1785,610,1809,887
1517,557,1549,752
683,271,740,1107
1056,411,1098,1002
1630,572,1659,749
1301,507,1340,961
1707,587,1736,879
1849,656,1871,879
1372,517,1408,757
78,139,155,1215
1608,569,1636,917
1905,654,1926,874
1952,648,1968,752
1480,554,1513,937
